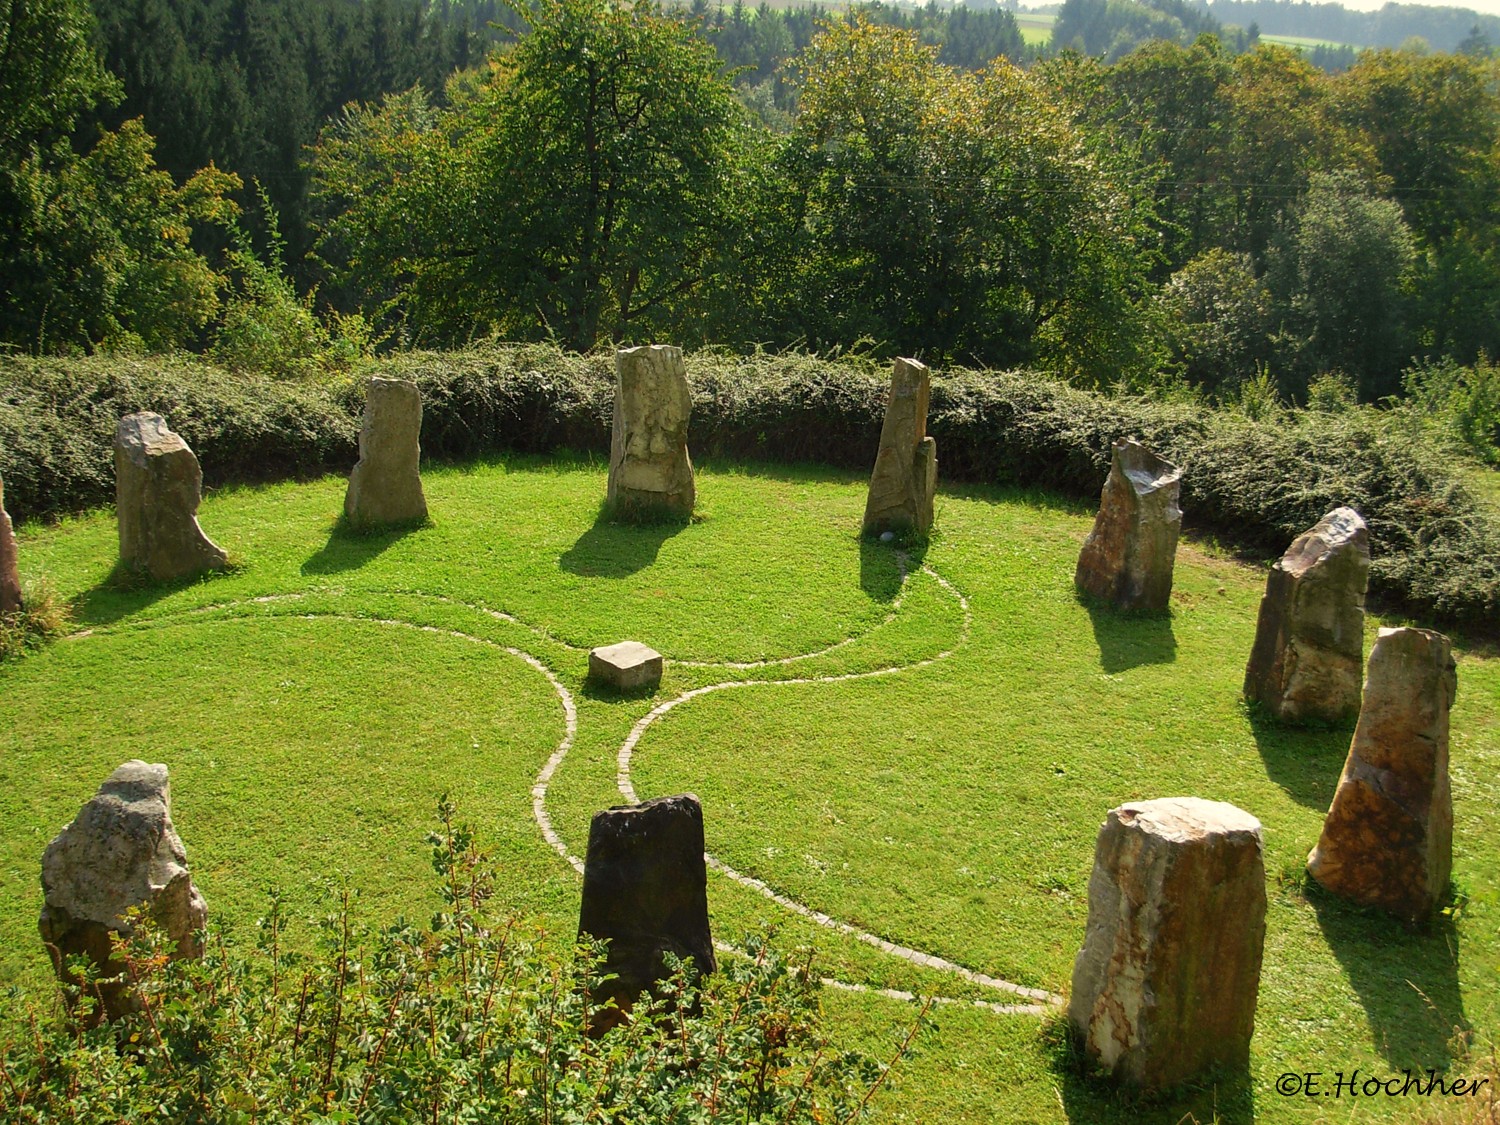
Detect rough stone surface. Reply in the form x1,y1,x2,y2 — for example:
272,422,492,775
578,794,716,1025
1074,438,1182,612
115,413,228,581
344,377,428,526
607,345,695,520
1307,627,1457,924
589,641,664,692
1069,797,1266,1092
39,761,208,1022
0,471,21,614
1244,507,1370,724
863,358,936,536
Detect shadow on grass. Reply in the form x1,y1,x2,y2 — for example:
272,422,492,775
858,533,927,604
1245,706,1352,810
70,561,236,627
301,516,428,576
560,507,689,578
1048,1018,1256,1125
1081,596,1177,674
1308,882,1470,1071
580,679,664,704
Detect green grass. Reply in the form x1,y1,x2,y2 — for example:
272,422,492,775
3,454,1497,1124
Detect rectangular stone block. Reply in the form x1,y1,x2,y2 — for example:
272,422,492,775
589,641,664,691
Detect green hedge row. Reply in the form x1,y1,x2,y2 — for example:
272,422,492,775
2,343,1496,631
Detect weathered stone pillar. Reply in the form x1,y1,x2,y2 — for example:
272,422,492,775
344,377,428,527
0,471,21,614
115,412,228,581
39,761,208,1023
1069,797,1266,1092
1074,438,1182,612
607,345,695,520
578,794,715,1025
1307,627,1457,924
1244,507,1369,724
862,357,936,536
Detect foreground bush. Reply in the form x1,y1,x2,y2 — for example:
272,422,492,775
2,344,1496,631
0,801,894,1124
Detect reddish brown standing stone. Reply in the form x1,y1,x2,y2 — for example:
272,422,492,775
863,357,937,536
39,762,208,1023
0,471,21,614
579,794,715,1026
1069,797,1266,1092
1307,627,1457,924
115,412,228,581
1244,507,1369,724
1074,439,1181,612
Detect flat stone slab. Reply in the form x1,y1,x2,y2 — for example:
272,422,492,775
589,641,664,691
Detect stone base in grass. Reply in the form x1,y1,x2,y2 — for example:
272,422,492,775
589,641,664,692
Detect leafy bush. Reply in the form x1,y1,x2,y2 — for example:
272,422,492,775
0,801,897,1124
0,354,358,518
1400,356,1500,465
3,342,1496,631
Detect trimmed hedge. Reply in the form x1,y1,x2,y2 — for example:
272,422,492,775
2,343,1496,632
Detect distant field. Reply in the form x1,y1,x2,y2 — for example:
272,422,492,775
1016,11,1054,44
1259,31,1356,49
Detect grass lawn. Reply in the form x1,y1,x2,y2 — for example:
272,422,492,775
2,455,1496,1124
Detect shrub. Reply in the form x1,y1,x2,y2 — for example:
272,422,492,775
0,800,900,1124
3,342,1496,632
0,578,70,662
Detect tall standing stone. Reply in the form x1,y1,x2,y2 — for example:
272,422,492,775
607,345,695,520
863,357,937,536
578,794,716,1026
0,471,21,614
1074,438,1181,612
1069,797,1266,1092
1244,507,1369,724
344,377,428,527
39,761,208,1023
115,412,228,581
1307,627,1457,924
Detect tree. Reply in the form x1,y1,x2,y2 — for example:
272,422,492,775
1,0,237,353
733,17,1162,382
315,0,750,349
1266,171,1417,401
1158,248,1274,394
0,0,116,160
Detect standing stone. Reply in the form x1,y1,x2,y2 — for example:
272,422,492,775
1069,797,1266,1092
1307,627,1457,924
863,358,937,536
344,377,428,527
1074,438,1182,612
1244,507,1370,724
115,412,228,581
39,761,208,1023
0,471,21,614
607,345,695,520
578,794,716,1026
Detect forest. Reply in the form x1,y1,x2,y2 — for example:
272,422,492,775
2,0,1499,446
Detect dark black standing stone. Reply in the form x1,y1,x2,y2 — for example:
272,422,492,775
578,793,716,1020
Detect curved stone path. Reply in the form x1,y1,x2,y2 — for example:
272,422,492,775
70,554,1063,1014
